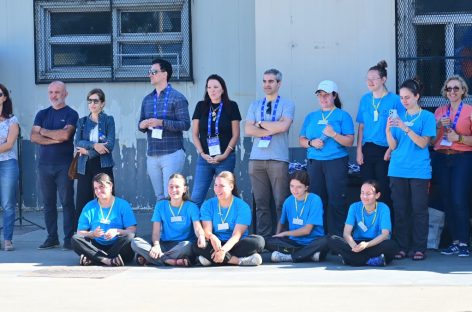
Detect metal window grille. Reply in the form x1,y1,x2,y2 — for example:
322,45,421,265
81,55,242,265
34,0,192,83
396,0,472,107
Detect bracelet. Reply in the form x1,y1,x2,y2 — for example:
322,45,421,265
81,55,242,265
404,127,410,134
258,121,263,129
228,145,234,151
332,132,338,138
307,140,312,147
458,135,464,143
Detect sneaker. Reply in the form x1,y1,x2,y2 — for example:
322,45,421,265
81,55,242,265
38,239,60,250
458,245,470,257
366,254,386,267
271,251,292,263
239,253,263,266
198,256,212,266
311,251,321,262
441,244,460,255
4,240,14,251
62,240,72,251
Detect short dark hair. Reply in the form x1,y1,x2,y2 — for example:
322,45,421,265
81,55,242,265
152,58,173,81
87,88,106,102
0,83,13,118
400,77,424,99
362,179,381,194
264,68,282,82
93,173,114,189
289,170,310,187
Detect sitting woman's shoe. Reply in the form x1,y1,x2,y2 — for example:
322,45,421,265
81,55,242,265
4,240,14,251
394,250,406,260
412,251,426,261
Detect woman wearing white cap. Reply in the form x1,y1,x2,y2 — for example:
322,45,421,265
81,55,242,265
299,80,354,236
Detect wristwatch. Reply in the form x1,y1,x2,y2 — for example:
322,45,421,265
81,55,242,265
458,135,464,143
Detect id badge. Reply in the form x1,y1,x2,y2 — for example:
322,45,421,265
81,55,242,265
358,221,368,232
318,120,328,125
100,218,110,225
292,218,304,225
440,138,453,147
373,110,379,122
171,216,183,223
258,136,272,148
404,121,413,127
152,127,163,139
217,223,230,231
207,137,222,156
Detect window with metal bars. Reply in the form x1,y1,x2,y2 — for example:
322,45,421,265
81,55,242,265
34,0,192,83
396,0,472,107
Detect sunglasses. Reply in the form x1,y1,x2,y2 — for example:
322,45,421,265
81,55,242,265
148,69,164,76
87,99,101,104
445,86,461,93
0,93,3,97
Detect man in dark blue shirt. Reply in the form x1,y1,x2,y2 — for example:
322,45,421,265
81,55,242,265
31,81,78,250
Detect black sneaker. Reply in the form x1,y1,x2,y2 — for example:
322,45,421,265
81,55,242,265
38,239,60,250
62,240,72,250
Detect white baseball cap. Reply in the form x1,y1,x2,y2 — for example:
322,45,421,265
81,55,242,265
316,80,338,93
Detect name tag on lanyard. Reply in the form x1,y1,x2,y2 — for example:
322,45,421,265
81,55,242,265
207,137,222,156
358,221,368,232
404,121,414,127
292,218,303,225
100,218,111,225
152,127,163,139
217,223,230,231
258,96,279,148
151,85,171,140
318,120,328,125
373,110,379,122
258,136,272,148
171,216,183,223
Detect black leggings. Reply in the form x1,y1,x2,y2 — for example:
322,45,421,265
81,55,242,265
192,235,265,265
71,233,135,264
265,236,329,262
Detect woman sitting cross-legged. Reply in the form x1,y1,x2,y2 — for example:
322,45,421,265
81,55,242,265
71,173,136,266
131,173,206,266
328,180,398,266
265,170,329,263
192,171,265,266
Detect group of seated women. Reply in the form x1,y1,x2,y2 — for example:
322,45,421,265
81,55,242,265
71,170,397,268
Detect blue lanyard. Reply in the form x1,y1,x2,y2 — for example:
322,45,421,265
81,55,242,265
207,102,223,137
260,95,280,122
445,102,463,131
153,84,172,120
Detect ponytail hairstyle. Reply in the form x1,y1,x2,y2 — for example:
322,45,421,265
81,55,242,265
400,77,424,100
216,171,239,197
369,60,388,79
167,173,190,201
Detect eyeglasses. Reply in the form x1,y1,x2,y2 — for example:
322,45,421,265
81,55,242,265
445,86,461,93
148,69,164,76
87,99,101,104
266,101,272,114
0,93,3,97
366,77,381,82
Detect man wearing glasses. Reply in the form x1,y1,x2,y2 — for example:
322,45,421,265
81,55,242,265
31,81,78,250
138,58,190,201
245,68,295,237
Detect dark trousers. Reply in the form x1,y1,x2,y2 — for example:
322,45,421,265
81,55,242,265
390,177,429,253
192,235,265,265
432,151,472,244
38,164,75,243
307,156,348,236
76,157,114,227
265,236,329,262
360,143,392,209
71,233,135,264
327,235,399,266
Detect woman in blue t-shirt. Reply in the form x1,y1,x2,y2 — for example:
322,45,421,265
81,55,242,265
71,173,137,266
356,61,403,208
131,173,206,266
328,180,398,266
265,170,328,263
386,78,436,261
299,80,355,237
192,171,265,266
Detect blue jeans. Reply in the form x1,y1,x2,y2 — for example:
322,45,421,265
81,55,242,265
191,153,236,207
0,159,19,241
38,164,75,243
432,151,472,244
147,149,186,201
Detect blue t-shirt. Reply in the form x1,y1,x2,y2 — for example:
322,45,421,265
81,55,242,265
78,197,137,245
33,105,79,165
300,108,354,160
279,193,324,245
200,196,251,241
151,200,200,242
345,201,391,240
356,92,404,147
388,109,436,179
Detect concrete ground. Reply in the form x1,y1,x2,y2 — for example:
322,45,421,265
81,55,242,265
1,211,471,312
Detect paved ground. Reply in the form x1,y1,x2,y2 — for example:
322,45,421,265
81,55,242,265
1,211,472,312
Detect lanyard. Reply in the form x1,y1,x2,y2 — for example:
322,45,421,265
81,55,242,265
321,108,336,122
260,96,280,122
207,102,223,137
153,84,172,120
218,196,234,224
168,200,184,217
404,108,422,124
445,102,463,131
372,92,386,112
362,202,377,227
294,194,308,219
99,198,115,222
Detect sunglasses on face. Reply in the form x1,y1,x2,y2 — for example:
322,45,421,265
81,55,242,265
0,93,4,97
148,69,164,76
87,99,101,104
445,86,461,93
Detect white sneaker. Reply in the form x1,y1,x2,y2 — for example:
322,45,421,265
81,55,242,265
311,251,321,262
239,253,262,266
198,256,212,266
271,251,292,263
